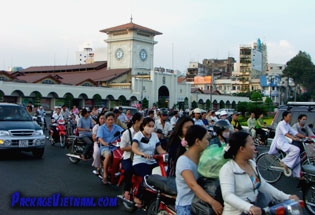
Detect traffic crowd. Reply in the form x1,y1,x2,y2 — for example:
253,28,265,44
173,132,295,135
27,102,302,215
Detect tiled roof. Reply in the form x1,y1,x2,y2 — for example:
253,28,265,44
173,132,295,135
22,61,107,73
15,62,130,85
100,22,162,36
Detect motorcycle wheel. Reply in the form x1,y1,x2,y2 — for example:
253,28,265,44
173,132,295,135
60,135,66,148
303,182,315,214
147,201,168,215
68,142,80,164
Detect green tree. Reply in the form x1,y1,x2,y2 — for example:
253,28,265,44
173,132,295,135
191,101,198,109
236,102,248,115
283,51,315,98
205,100,211,110
250,91,263,102
265,97,273,111
142,98,149,109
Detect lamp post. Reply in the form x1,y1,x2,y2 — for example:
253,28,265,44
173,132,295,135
210,69,214,110
267,75,274,111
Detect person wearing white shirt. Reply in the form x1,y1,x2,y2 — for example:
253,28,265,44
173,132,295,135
269,111,307,178
210,110,219,123
220,131,299,215
193,108,205,127
155,111,172,149
170,110,179,129
292,114,314,137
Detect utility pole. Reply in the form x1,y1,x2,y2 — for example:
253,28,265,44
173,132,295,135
210,68,214,110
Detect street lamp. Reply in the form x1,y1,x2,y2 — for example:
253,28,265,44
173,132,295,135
266,75,275,111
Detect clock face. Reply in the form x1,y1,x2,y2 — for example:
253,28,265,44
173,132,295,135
115,48,124,60
139,49,147,61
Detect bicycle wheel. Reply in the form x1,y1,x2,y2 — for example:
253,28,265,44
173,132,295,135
256,153,282,184
303,183,315,214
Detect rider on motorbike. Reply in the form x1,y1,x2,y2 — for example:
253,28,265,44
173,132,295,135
77,108,94,161
120,112,143,200
191,120,230,215
220,131,299,215
50,106,64,141
131,117,166,207
97,111,124,184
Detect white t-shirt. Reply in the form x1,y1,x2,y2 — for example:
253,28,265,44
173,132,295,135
132,131,161,166
120,127,137,160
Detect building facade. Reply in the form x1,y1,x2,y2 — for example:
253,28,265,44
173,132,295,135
0,21,249,110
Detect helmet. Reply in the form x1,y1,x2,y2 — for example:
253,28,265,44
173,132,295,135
220,110,228,116
213,120,230,136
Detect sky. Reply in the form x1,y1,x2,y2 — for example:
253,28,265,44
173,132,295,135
1,0,315,72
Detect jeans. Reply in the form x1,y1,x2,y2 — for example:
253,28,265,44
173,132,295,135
80,136,93,157
176,205,191,215
121,158,133,192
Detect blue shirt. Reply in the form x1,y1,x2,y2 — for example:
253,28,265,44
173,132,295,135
97,124,123,153
175,155,199,206
77,116,93,137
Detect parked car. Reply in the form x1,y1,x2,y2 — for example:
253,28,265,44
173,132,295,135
268,102,315,138
114,106,138,115
215,108,235,116
0,103,46,158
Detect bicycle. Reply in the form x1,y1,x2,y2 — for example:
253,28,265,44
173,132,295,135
256,138,315,214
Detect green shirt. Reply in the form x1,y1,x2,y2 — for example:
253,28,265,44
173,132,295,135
256,118,264,129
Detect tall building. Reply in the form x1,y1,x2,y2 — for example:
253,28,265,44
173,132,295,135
235,38,267,92
203,57,235,78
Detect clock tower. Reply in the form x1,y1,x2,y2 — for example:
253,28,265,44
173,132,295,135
100,20,162,76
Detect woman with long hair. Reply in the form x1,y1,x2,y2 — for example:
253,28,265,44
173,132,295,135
175,125,223,215
132,117,166,207
92,113,105,175
120,112,143,200
167,116,194,177
220,131,299,215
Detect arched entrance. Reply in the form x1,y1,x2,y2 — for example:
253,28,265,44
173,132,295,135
158,86,169,108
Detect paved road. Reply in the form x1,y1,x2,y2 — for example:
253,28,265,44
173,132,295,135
0,140,310,215
0,137,146,215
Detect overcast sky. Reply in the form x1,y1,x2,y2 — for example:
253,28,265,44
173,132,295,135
1,0,314,72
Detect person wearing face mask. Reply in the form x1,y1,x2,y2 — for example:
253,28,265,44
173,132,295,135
292,114,314,137
191,120,230,215
131,117,166,207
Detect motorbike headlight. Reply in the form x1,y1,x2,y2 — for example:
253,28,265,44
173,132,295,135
0,131,10,136
33,130,44,136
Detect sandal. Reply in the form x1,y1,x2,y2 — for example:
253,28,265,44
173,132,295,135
280,161,290,174
80,154,87,161
102,178,108,185
92,169,100,175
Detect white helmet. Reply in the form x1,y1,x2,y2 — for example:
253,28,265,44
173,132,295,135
220,110,228,116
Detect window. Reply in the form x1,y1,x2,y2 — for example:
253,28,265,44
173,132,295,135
82,82,92,87
42,79,54,84
162,77,166,85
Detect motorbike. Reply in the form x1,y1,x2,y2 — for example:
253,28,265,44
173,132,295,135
49,119,66,147
118,153,171,213
66,131,124,185
36,115,46,130
262,199,304,215
144,174,177,215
